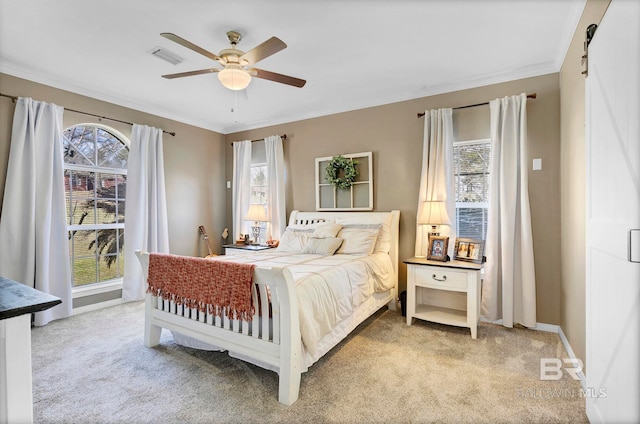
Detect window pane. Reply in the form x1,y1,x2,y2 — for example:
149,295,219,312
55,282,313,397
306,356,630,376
64,125,96,166
96,128,128,169
65,170,96,225
96,228,123,281
454,142,491,203
69,229,98,286
456,207,488,240
116,200,126,223
63,139,93,166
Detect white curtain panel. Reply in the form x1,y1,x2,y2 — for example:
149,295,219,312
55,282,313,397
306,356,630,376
265,135,286,240
122,124,170,301
415,108,455,258
232,140,252,241
0,97,72,325
483,93,537,328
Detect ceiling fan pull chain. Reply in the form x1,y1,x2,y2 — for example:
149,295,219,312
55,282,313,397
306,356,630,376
232,91,239,123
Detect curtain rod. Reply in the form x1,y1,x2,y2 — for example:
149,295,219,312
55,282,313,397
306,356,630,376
0,92,176,136
229,134,287,146
416,93,537,118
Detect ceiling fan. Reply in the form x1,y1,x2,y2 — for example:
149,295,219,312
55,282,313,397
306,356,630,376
160,31,306,91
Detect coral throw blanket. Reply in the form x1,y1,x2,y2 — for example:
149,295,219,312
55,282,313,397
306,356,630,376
147,253,256,321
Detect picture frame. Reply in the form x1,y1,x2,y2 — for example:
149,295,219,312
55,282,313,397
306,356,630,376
454,238,485,264
427,235,449,262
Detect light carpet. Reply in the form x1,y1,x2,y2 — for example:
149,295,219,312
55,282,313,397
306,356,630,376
30,301,588,423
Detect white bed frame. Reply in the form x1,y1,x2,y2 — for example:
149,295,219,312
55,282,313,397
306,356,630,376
134,210,400,405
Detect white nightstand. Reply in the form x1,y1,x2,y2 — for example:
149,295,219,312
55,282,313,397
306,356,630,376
223,244,275,256
404,257,482,339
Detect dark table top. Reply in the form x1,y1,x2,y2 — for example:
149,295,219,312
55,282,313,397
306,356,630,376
222,244,274,251
0,276,62,320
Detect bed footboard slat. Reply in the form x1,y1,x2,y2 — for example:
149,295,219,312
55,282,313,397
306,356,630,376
271,290,280,345
259,284,270,341
251,286,260,338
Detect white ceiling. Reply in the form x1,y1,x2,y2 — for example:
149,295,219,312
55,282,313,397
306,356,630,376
0,0,585,134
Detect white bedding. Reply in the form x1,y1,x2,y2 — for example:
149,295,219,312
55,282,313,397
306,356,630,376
210,250,395,356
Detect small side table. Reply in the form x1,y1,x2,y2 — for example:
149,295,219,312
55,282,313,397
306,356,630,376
1,277,62,424
223,244,275,256
404,257,482,339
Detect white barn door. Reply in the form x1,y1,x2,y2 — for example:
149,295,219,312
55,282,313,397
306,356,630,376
585,0,640,422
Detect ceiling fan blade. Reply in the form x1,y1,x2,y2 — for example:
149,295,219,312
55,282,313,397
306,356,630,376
162,68,220,79
240,37,286,65
160,33,220,62
250,68,306,88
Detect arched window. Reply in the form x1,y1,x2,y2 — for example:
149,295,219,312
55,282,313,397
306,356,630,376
63,124,128,287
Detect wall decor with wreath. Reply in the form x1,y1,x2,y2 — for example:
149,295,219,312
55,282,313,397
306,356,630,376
315,151,373,210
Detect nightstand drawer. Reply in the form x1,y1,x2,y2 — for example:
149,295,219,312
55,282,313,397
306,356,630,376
413,266,467,290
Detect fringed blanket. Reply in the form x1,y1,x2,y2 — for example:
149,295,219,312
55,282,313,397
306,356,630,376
147,253,256,321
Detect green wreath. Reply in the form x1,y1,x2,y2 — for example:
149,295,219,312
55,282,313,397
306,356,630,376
326,155,358,189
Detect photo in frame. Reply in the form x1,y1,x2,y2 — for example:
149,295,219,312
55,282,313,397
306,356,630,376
454,238,485,264
427,235,449,262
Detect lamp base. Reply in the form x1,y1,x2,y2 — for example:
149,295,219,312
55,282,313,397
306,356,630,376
251,225,261,245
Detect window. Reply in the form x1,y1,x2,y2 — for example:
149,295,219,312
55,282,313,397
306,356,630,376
63,124,128,287
249,163,268,238
250,163,267,205
453,139,491,240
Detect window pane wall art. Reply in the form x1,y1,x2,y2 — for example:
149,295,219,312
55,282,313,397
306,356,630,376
315,151,373,211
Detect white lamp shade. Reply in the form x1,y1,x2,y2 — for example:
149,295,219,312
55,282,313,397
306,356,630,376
417,201,451,226
218,66,251,90
245,204,267,222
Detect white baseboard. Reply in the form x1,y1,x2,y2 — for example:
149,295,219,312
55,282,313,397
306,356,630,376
480,317,586,390
72,298,123,316
557,326,587,390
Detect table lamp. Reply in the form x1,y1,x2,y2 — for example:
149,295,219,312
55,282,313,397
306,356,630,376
417,201,451,236
245,204,268,245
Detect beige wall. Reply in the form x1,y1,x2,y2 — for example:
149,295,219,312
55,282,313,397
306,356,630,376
0,62,568,327
0,73,226,260
559,0,610,368
226,73,563,324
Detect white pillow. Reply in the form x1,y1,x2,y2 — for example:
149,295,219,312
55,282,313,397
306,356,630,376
333,216,392,254
373,215,393,254
312,223,343,238
335,226,380,255
276,228,314,253
302,237,343,255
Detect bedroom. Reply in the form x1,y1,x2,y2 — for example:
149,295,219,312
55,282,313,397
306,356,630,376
0,0,637,422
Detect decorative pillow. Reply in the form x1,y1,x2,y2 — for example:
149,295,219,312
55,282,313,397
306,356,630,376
276,228,314,253
311,223,343,239
302,237,343,255
335,226,380,255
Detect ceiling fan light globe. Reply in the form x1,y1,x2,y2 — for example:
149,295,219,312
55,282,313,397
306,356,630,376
218,67,251,90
